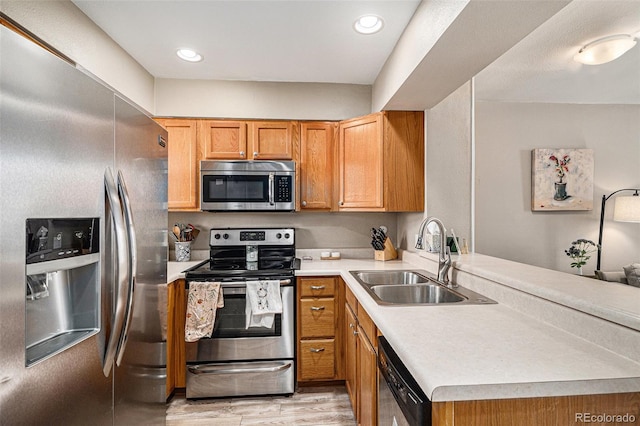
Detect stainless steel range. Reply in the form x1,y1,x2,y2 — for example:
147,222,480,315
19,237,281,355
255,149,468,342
184,227,298,399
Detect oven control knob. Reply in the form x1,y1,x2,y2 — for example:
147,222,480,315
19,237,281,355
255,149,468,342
214,233,221,240
276,233,282,239
223,233,230,240
284,233,290,239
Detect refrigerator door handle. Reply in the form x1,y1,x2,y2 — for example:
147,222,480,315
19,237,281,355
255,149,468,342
103,167,130,376
115,170,136,366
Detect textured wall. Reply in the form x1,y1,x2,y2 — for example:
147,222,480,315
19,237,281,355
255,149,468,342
0,0,155,113
475,101,640,273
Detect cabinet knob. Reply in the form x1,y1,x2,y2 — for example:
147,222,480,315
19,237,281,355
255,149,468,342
310,306,325,311
353,330,358,336
309,348,325,353
239,151,245,158
349,323,355,329
253,151,259,158
302,201,307,207
339,201,344,206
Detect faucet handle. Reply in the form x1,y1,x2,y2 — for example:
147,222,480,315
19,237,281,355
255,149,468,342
415,235,424,250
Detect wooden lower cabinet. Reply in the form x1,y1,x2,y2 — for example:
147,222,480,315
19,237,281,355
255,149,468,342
344,285,378,425
167,279,186,395
297,276,344,382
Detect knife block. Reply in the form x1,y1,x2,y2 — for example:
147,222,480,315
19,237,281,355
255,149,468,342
375,237,398,261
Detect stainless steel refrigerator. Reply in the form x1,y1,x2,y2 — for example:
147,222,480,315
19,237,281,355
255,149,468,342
0,23,168,425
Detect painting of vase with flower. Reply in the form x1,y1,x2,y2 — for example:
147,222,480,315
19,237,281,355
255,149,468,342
531,148,593,211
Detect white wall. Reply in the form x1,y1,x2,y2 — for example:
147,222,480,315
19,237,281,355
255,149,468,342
397,81,473,253
155,79,371,120
475,101,640,273
0,0,155,113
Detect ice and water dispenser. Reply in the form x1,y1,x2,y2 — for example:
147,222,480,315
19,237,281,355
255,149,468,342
25,218,100,366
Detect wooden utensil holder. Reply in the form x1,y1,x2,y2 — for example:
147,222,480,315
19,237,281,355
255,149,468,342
375,237,398,261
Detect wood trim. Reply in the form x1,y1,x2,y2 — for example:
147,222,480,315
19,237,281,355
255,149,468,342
0,15,75,65
432,392,640,426
174,279,187,388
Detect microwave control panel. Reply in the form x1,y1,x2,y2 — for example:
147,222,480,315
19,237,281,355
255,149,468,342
275,176,292,202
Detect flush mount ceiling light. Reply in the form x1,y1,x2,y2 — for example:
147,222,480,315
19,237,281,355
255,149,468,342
176,48,203,63
354,15,384,35
574,34,637,65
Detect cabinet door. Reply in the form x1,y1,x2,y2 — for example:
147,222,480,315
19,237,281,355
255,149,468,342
344,303,358,416
166,281,176,398
358,327,377,426
338,113,383,210
249,121,295,160
156,119,198,210
199,120,247,159
299,122,334,210
174,280,187,388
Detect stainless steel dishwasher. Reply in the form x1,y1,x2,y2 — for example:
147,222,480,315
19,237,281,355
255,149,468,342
378,336,431,426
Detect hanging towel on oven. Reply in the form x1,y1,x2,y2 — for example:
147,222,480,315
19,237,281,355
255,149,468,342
185,281,224,342
245,280,282,328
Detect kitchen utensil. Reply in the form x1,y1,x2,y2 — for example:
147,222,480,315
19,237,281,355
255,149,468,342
173,225,181,241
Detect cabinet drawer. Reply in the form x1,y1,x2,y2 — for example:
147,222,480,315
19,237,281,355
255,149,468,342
299,277,336,298
299,298,335,338
298,339,335,380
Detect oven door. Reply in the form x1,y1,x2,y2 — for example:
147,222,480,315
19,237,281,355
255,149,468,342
185,282,295,362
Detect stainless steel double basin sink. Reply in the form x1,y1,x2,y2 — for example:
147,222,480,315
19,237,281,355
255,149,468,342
350,270,496,306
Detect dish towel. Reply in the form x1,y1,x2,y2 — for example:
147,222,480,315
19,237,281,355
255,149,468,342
185,281,224,342
245,280,283,329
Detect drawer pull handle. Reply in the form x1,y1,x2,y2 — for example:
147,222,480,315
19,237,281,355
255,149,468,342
309,348,325,353
310,306,325,311
310,285,325,290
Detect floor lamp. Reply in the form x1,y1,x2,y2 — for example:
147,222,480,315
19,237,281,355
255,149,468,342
596,188,640,271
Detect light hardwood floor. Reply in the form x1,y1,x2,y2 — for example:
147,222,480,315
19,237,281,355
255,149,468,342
166,385,356,425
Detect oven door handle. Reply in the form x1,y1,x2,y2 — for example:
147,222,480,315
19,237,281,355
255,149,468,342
188,362,292,375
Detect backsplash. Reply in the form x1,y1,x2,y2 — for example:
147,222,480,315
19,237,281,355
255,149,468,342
168,211,398,251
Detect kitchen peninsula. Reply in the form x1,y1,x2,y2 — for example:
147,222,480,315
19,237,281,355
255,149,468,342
169,249,640,424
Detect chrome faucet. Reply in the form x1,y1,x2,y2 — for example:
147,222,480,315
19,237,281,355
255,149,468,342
416,216,451,286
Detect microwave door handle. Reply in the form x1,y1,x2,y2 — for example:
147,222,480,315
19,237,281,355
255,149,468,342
268,173,275,205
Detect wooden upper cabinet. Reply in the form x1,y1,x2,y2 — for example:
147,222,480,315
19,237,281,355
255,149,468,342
337,111,424,212
299,122,335,210
155,118,199,210
249,121,296,160
338,114,384,210
200,120,247,160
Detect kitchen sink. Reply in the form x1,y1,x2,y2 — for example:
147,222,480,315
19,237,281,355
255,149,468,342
349,270,496,306
370,284,466,304
353,271,430,285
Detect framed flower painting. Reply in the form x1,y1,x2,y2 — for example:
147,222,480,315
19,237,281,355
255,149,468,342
531,148,594,211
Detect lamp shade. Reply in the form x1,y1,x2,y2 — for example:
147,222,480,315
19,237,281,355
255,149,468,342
613,195,640,222
574,34,637,65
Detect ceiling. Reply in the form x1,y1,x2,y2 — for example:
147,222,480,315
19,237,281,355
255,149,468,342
475,0,640,104
72,0,421,85
72,0,640,106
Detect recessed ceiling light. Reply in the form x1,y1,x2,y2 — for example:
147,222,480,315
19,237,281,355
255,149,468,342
354,15,384,35
573,34,637,65
176,48,203,63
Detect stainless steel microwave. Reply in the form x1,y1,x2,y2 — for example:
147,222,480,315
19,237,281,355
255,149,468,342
200,160,295,211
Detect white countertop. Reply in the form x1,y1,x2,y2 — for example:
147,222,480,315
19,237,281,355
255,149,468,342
296,255,640,402
167,253,640,402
